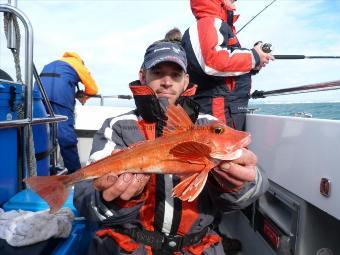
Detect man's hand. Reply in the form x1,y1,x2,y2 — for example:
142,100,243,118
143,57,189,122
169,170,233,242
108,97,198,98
93,173,150,202
75,90,90,105
253,43,275,70
212,148,257,191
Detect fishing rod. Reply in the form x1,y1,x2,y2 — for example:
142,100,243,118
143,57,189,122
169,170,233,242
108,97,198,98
273,55,340,60
261,43,340,59
237,0,278,34
90,94,133,100
237,0,339,59
75,91,133,100
251,80,340,99
78,94,133,106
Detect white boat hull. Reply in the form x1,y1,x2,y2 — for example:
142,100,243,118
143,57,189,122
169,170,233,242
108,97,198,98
246,114,340,220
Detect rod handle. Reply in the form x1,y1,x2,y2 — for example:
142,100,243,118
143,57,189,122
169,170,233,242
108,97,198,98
251,90,265,99
273,55,305,59
117,95,133,100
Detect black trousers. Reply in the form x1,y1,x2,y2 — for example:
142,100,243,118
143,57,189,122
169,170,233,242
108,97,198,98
194,96,248,131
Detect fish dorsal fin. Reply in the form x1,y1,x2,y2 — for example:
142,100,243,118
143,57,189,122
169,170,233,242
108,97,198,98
170,141,211,159
163,104,193,136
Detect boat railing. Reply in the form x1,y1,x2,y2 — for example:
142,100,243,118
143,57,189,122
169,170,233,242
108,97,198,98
0,3,67,176
88,94,133,106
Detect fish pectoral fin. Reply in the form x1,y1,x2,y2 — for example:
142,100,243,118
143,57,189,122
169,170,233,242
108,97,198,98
163,104,193,136
172,173,200,197
172,169,210,202
170,141,211,159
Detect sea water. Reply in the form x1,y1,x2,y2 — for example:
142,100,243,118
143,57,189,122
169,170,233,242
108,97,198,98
84,98,340,121
249,102,340,120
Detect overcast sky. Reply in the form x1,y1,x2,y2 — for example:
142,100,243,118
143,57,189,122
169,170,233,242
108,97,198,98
1,0,340,104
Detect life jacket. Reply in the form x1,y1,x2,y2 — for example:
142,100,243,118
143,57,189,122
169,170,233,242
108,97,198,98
60,52,98,95
182,0,259,131
129,80,200,136
95,81,222,254
190,0,236,22
37,52,98,110
38,60,79,110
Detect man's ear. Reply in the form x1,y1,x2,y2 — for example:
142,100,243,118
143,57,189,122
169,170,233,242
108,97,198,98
183,73,189,91
139,69,146,84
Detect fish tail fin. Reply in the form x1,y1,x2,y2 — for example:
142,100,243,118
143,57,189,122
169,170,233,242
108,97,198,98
172,170,210,202
24,175,72,213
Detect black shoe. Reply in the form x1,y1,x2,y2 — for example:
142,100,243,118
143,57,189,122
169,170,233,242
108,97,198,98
221,236,242,255
50,165,65,175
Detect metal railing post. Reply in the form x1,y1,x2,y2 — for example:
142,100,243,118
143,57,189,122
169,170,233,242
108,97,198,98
0,4,67,179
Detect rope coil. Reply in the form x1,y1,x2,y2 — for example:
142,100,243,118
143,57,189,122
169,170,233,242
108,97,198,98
3,12,37,177
3,12,22,83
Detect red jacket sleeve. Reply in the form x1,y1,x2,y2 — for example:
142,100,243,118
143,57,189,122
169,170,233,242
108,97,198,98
191,17,256,76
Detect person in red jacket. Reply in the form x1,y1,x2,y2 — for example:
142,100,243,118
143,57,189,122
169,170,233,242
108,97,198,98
182,0,274,131
182,1,273,253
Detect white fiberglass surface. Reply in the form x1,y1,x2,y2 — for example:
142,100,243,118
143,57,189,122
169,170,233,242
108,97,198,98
246,114,340,220
75,105,133,130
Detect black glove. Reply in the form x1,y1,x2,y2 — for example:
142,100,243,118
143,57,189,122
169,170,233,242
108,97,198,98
75,90,86,99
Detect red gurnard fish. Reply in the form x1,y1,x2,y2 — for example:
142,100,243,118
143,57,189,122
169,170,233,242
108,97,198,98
25,104,251,213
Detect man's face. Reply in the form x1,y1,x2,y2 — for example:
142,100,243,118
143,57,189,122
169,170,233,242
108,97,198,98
223,0,237,10
139,62,189,105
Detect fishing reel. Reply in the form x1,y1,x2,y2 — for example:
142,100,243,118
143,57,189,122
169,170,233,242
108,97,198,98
251,41,273,75
262,43,272,53
254,41,272,53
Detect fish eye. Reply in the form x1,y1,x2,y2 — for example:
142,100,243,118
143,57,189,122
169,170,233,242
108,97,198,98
213,126,224,134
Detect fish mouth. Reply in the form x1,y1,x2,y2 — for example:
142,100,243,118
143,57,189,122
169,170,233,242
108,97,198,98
210,149,243,161
209,135,252,161
241,134,252,148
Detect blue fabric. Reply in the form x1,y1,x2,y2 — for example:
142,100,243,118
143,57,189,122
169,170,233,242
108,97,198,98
34,60,81,173
52,103,81,173
37,60,80,111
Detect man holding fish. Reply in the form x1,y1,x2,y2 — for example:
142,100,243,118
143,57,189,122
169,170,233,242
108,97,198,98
25,40,267,254
72,40,268,255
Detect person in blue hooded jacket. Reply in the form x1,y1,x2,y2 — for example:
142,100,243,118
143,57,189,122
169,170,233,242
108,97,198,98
37,52,98,173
